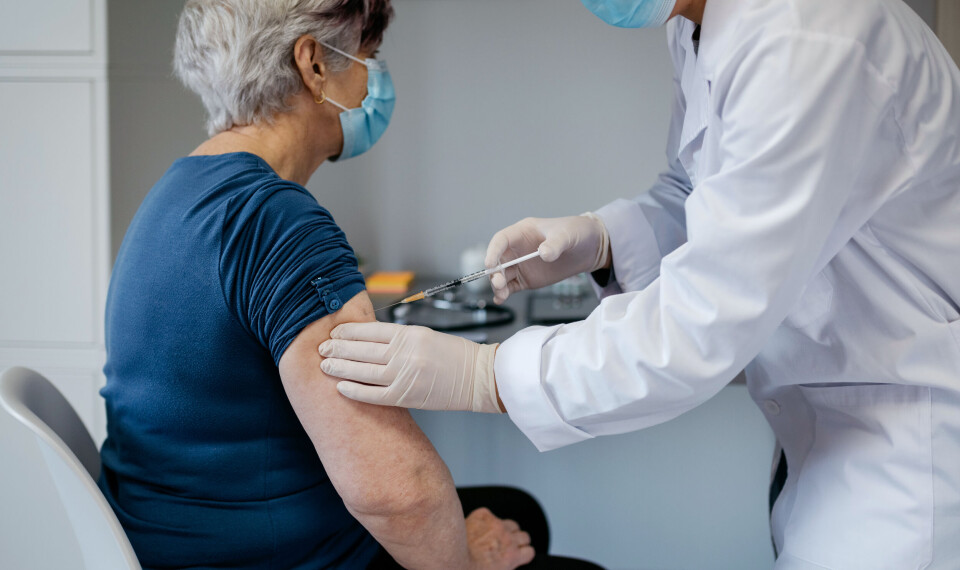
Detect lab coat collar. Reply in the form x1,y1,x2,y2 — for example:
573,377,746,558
673,16,698,60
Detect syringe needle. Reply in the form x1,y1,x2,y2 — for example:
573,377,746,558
374,300,405,312
375,291,424,312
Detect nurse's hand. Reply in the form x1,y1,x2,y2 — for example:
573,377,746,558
319,322,504,413
465,507,535,569
485,214,610,303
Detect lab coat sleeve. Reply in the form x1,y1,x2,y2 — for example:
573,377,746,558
593,158,691,296
593,28,692,297
498,32,895,451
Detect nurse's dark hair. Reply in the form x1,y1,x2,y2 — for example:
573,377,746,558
174,0,394,136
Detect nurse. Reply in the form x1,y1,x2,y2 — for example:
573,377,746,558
319,0,960,566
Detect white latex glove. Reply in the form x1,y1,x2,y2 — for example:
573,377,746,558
318,322,503,413
485,213,610,303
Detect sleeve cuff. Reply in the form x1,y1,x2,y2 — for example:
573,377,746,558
495,325,594,452
594,199,664,292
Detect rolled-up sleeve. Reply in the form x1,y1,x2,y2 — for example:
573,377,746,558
220,181,366,365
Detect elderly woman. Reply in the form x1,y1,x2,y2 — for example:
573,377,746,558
96,1,568,568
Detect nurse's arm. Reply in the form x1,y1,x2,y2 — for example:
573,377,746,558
278,292,518,569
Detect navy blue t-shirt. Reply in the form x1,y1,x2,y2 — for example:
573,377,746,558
98,153,376,569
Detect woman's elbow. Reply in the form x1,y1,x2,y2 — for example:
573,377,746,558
339,466,446,522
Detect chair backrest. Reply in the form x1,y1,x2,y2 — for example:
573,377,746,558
0,366,140,570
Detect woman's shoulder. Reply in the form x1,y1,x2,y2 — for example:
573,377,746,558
234,169,335,230
170,152,333,226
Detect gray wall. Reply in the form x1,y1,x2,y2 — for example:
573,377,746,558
909,0,936,27
107,0,937,568
108,0,208,260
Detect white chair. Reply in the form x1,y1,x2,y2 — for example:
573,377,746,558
0,366,140,570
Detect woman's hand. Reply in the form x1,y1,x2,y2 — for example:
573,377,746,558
465,508,535,569
485,214,610,303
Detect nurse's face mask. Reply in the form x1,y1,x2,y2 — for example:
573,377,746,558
581,0,678,28
319,41,396,161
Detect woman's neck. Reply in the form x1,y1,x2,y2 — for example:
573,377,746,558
672,0,707,24
191,93,342,186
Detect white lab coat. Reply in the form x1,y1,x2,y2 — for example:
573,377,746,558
495,0,960,567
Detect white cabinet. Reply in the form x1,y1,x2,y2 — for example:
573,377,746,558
0,1,94,54
0,0,110,444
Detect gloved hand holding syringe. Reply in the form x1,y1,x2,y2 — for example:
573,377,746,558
375,251,542,312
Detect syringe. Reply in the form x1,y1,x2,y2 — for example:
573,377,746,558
375,251,542,312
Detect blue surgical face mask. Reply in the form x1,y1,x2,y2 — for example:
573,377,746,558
320,42,396,161
580,0,677,28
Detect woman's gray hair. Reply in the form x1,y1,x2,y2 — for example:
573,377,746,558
174,0,392,135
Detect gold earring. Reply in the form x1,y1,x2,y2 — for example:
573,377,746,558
314,89,326,105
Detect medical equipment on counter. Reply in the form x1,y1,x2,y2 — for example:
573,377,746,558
375,251,541,312
389,298,515,333
526,274,598,325
459,244,489,293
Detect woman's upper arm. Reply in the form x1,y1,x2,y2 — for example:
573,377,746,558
277,291,446,513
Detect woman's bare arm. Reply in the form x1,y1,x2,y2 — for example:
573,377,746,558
278,292,531,569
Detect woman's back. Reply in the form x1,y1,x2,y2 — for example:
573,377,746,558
99,152,376,569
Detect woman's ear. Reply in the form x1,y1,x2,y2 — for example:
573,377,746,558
294,34,326,96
